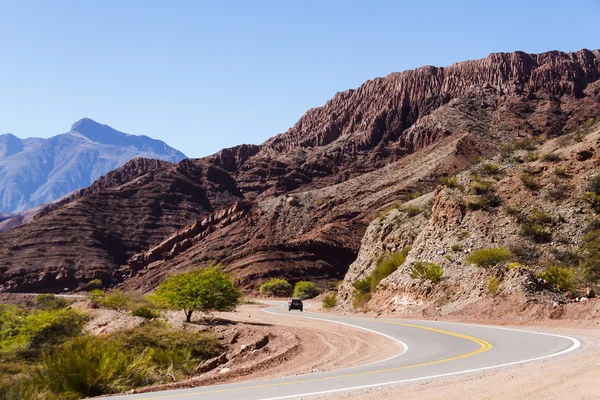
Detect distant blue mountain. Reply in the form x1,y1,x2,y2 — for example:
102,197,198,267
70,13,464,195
0,118,186,213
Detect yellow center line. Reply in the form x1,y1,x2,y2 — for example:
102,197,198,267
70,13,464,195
134,318,492,399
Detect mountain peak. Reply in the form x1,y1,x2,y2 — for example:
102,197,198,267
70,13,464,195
70,118,131,145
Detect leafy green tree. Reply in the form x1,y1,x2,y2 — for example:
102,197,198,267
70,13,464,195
259,278,293,297
154,265,241,322
293,281,320,300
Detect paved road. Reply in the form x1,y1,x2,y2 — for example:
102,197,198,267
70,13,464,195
110,303,580,400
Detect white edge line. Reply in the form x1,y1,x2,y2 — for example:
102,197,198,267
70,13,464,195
261,304,409,368
257,307,581,400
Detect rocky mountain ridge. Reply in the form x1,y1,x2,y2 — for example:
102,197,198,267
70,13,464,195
0,118,186,213
0,49,599,293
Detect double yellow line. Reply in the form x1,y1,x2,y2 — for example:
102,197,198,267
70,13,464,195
136,318,492,399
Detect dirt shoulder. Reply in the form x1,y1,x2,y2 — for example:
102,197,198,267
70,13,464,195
123,302,403,394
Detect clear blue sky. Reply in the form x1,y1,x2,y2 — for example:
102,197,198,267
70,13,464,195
1,1,599,158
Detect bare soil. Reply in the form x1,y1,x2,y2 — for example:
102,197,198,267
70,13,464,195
121,303,403,394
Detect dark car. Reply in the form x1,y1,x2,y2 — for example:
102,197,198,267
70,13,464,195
288,298,303,312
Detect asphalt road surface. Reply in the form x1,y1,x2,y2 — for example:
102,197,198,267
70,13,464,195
109,302,580,400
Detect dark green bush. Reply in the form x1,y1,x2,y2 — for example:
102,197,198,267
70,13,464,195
293,281,320,300
466,247,513,268
259,278,293,297
409,261,443,283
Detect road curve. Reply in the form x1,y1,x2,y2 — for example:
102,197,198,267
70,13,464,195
109,303,580,400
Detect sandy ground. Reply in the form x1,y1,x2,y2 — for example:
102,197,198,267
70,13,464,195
315,320,600,400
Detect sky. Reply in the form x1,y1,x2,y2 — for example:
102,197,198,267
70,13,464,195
1,1,599,158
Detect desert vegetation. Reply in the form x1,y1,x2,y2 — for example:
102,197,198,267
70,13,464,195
293,281,320,300
409,261,444,283
322,293,338,309
0,265,242,399
259,278,293,297
351,247,411,309
466,247,513,268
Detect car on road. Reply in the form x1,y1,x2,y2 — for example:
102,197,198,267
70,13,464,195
288,298,303,311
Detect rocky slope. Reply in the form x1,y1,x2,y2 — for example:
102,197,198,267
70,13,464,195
1,49,599,293
0,118,186,213
339,121,600,315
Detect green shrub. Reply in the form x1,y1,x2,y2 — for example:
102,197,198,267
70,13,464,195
409,261,443,283
520,222,552,243
371,247,410,291
487,276,501,295
96,290,137,311
409,191,421,200
87,279,103,290
38,336,156,397
293,281,320,300
538,266,576,292
466,247,513,268
470,180,492,195
0,307,87,353
514,137,539,151
467,191,502,210
111,324,222,372
352,277,372,309
439,176,459,188
554,167,568,178
322,293,337,310
35,294,69,310
451,243,463,252
521,174,538,190
405,205,421,217
131,306,160,319
588,175,600,195
540,153,562,163
30,323,222,398
529,209,554,225
0,376,51,400
508,262,526,270
259,278,293,297
499,143,514,159
580,227,600,282
526,151,539,162
479,162,501,176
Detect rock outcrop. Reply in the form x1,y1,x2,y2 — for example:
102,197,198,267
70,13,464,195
340,122,600,315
